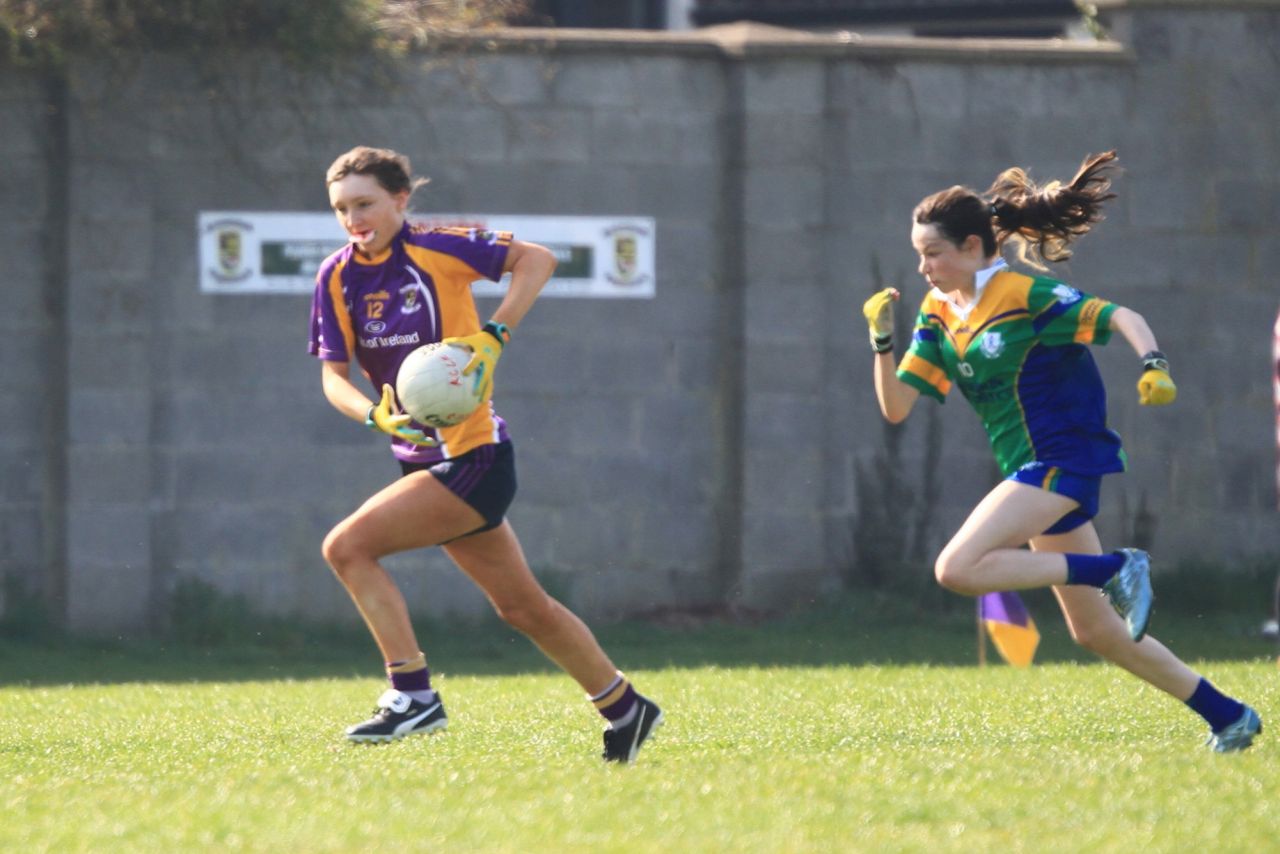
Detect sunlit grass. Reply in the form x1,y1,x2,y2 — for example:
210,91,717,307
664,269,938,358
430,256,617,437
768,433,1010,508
4,621,1277,852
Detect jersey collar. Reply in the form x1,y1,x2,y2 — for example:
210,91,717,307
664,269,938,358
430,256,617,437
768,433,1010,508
931,257,1008,320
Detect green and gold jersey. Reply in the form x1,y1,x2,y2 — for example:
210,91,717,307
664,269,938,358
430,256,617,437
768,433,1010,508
898,261,1126,477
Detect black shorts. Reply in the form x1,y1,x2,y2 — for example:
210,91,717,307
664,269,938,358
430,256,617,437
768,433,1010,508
399,441,517,535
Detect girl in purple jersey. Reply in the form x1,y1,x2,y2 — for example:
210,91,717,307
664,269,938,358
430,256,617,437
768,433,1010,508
861,151,1259,752
310,146,660,761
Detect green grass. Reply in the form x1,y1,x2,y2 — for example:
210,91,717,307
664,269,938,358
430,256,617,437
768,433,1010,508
3,594,1278,852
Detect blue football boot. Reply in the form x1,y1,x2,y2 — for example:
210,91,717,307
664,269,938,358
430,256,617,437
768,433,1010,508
1207,706,1262,753
1102,548,1154,642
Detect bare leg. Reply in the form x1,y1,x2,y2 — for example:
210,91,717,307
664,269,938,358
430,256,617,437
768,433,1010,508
1034,524,1199,700
934,480,1080,595
444,521,619,696
322,471,485,663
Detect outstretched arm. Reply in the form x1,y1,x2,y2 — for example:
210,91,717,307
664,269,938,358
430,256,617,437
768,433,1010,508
1110,306,1176,406
1109,306,1160,357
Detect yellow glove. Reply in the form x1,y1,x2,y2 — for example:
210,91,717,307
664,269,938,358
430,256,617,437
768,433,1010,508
862,288,899,353
442,320,509,403
366,384,438,447
1138,369,1177,405
1137,351,1177,406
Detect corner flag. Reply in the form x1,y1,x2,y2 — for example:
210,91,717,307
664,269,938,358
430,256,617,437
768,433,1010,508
978,591,1039,668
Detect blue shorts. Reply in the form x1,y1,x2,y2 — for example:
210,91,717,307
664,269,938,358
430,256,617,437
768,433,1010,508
400,441,517,535
1007,462,1101,535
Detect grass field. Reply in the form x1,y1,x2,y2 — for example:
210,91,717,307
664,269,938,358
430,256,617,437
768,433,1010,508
3,591,1278,852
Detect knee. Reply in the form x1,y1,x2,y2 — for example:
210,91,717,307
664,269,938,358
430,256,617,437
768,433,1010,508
321,523,366,580
934,549,981,595
493,593,558,636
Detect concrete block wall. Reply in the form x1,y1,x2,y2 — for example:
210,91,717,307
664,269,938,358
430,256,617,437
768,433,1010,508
0,73,58,619
3,0,1278,634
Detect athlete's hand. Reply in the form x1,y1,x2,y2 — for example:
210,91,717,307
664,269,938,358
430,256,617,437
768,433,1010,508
1137,350,1176,406
1138,369,1177,406
442,323,507,403
366,384,438,447
862,288,899,353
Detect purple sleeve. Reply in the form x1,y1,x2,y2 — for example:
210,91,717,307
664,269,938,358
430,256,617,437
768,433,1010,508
417,227,512,282
307,255,351,361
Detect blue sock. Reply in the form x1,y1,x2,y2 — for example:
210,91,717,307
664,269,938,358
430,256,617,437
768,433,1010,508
1185,678,1245,732
1064,552,1125,588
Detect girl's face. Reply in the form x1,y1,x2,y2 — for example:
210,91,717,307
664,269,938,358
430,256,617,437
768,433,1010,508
328,173,409,257
910,222,988,293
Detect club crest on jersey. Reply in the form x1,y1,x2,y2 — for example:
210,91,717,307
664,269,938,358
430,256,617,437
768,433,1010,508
979,331,1005,359
400,265,433,315
1052,284,1082,305
399,283,423,314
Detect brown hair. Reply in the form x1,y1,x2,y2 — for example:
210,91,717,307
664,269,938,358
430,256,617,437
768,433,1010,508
914,151,1119,269
325,146,430,196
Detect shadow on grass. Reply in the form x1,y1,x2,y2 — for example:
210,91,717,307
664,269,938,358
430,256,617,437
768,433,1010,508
2,583,1275,688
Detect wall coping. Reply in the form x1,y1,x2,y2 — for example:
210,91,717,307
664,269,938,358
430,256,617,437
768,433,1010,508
1091,0,1280,9
431,22,1133,64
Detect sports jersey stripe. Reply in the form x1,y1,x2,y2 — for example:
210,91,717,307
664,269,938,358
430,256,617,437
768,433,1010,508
450,443,493,497
899,352,950,400
326,256,356,358
403,244,488,337
393,242,506,461
434,401,506,461
1031,298,1073,334
1072,297,1111,344
969,308,1029,342
430,225,514,249
308,223,513,466
1005,349,1038,473
898,271,1124,477
924,313,959,351
401,264,440,341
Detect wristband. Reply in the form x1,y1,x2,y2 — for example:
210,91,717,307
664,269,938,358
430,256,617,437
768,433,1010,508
1140,350,1169,373
365,404,377,430
482,320,511,347
871,336,893,354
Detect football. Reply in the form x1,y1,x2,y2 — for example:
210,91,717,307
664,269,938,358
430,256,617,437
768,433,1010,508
395,342,484,428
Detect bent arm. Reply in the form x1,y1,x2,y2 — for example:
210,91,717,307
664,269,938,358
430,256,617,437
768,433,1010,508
873,352,920,423
321,359,375,424
1109,306,1162,357
489,240,557,331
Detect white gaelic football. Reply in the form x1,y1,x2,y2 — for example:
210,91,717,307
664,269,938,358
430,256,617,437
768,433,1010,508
395,342,484,429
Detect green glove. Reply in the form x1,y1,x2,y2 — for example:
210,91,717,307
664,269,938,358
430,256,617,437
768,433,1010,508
442,320,509,403
365,384,438,447
862,288,899,353
1137,351,1176,406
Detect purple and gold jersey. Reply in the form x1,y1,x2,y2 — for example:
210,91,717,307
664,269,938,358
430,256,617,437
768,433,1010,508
308,221,512,463
897,261,1125,477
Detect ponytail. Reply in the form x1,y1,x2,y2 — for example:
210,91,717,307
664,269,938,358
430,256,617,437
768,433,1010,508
985,150,1118,268
913,151,1119,270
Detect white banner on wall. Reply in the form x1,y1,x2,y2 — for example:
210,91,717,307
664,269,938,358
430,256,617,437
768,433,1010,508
198,212,656,298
